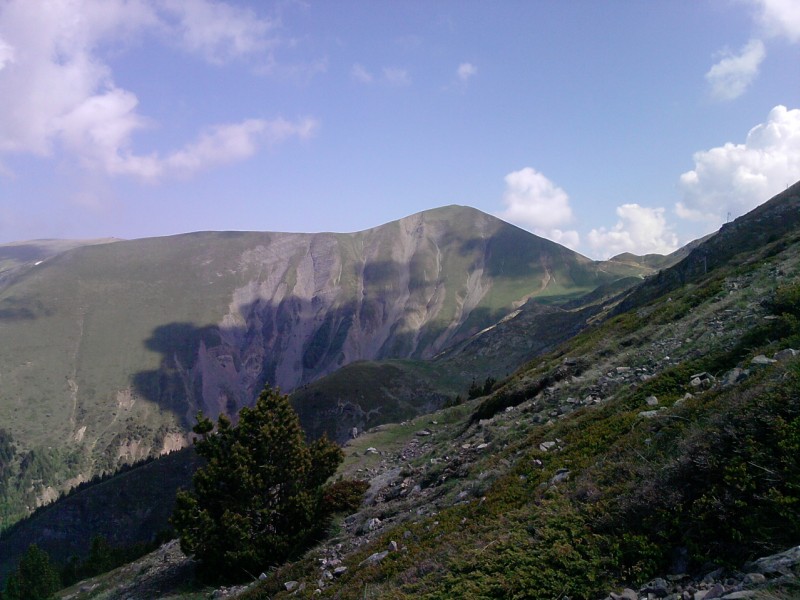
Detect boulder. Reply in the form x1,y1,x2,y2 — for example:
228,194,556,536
774,348,798,362
361,550,389,566
751,354,777,365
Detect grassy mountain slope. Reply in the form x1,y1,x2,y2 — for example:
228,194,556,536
0,238,121,293
3,180,800,598
6,183,798,598
0,206,650,529
38,174,800,599
214,183,800,599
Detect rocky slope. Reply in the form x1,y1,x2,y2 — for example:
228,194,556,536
10,182,795,599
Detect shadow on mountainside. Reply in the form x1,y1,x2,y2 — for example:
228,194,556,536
130,284,511,432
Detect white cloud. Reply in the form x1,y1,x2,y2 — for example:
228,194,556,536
351,63,373,84
160,117,317,180
705,39,765,101
588,204,678,259
457,62,477,82
677,105,800,225
547,229,581,251
751,0,800,42
158,0,276,65
498,167,580,249
382,66,411,86
500,168,573,229
0,0,313,182
0,36,15,70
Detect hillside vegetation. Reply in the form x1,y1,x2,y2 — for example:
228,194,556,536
226,183,800,599
0,206,653,530
3,184,800,599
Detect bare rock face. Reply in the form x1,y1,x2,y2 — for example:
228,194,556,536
167,206,603,423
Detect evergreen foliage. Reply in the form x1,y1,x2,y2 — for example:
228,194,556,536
171,385,344,582
1,544,60,600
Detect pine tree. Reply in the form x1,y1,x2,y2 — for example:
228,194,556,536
2,544,61,600
171,385,343,581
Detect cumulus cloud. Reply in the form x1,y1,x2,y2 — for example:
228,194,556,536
677,105,800,225
751,0,800,42
0,0,312,182
588,204,678,258
498,168,580,249
500,168,572,228
705,39,765,101
457,62,477,82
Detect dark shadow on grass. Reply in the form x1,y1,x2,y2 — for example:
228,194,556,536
130,259,512,431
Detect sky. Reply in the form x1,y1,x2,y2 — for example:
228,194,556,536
0,0,798,259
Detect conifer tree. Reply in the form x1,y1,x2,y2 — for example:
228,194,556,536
2,544,61,600
171,385,343,581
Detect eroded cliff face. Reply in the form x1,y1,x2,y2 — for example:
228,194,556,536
179,208,507,421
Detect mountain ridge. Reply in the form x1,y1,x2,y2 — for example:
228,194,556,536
0,205,653,528
4,183,797,599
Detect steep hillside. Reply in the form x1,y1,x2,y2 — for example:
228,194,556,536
21,182,800,600
220,182,800,599
0,206,646,527
0,238,121,293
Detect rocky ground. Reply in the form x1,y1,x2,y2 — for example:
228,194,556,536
57,246,800,599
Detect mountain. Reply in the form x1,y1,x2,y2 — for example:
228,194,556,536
0,238,121,293
12,181,798,599
0,206,652,527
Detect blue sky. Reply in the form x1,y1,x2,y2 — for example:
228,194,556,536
0,0,798,258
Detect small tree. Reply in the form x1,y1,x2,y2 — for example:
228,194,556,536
171,385,343,581
2,544,61,600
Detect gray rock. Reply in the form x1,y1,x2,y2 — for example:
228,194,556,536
549,469,570,484
539,441,557,451
333,566,348,577
415,429,432,437
351,427,359,438
774,348,798,361
361,550,389,566
704,583,726,599
702,568,725,583
388,540,399,552
741,572,765,584
259,572,268,580
719,592,756,599
646,395,659,406
365,447,379,455
746,544,800,575
641,577,670,597
751,354,777,365
638,409,662,418
285,580,299,591
722,368,747,386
